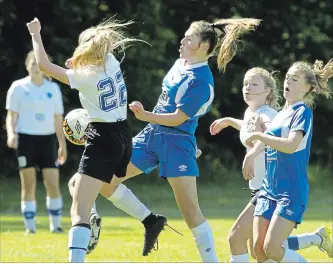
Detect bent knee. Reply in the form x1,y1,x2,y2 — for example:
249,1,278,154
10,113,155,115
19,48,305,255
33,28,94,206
100,183,119,198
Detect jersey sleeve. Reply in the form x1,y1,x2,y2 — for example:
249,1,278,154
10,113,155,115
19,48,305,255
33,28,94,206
66,69,91,90
176,80,212,118
290,106,312,135
53,83,64,115
6,82,21,113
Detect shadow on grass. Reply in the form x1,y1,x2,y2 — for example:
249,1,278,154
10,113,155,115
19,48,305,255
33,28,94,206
1,177,332,222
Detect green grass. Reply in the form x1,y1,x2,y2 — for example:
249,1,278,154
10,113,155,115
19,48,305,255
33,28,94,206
0,178,332,262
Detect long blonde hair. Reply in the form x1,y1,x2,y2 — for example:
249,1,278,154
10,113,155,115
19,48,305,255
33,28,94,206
291,59,333,107
245,67,281,110
190,18,261,72
71,18,147,70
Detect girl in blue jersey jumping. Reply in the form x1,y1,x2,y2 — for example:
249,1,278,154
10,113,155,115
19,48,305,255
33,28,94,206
98,18,260,262
243,59,333,262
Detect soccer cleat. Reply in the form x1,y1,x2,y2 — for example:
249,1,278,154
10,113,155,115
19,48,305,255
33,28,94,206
87,213,102,255
51,227,64,233
142,214,167,256
316,226,333,258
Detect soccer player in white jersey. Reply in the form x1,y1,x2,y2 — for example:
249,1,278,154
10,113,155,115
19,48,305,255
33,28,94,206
26,17,148,262
210,67,333,262
94,18,261,262
5,50,66,234
243,59,333,262
67,142,202,255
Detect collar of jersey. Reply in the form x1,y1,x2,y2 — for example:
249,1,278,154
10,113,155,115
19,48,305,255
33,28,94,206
255,104,268,113
284,101,305,110
183,60,208,69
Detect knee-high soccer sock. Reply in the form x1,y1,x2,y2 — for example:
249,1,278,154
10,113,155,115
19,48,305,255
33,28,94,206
68,224,91,263
285,233,322,250
107,184,151,222
281,248,307,262
191,221,218,262
21,200,36,232
46,196,63,231
90,202,97,215
230,253,249,262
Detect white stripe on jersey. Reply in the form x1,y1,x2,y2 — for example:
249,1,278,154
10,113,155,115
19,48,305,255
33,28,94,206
174,78,191,104
194,84,214,117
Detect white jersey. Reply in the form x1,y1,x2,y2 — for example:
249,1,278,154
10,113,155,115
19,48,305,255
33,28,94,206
5,77,64,135
239,104,278,190
66,53,127,123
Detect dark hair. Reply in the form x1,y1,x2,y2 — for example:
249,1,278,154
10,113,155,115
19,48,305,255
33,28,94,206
190,18,261,72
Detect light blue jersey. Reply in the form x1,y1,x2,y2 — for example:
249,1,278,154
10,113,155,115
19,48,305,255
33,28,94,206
261,102,313,206
153,59,214,135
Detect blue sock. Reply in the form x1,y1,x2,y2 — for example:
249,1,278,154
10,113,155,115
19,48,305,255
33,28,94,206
287,236,299,250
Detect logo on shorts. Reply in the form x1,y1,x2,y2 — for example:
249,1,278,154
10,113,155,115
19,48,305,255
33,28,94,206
178,165,187,172
286,209,293,216
205,248,211,252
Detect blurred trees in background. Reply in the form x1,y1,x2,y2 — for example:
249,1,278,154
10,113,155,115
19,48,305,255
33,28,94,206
1,0,332,184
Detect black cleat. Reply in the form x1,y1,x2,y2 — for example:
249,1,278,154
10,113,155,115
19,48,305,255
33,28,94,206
142,214,167,256
87,213,102,255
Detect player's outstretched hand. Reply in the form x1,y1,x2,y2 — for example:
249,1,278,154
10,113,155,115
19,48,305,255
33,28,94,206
245,132,260,148
210,118,230,135
129,101,147,121
26,17,41,35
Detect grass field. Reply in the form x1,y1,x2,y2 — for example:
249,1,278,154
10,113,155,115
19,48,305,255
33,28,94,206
1,177,332,262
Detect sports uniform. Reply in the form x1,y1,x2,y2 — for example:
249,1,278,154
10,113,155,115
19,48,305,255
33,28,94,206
254,102,313,224
239,104,277,204
131,59,214,178
6,76,64,169
66,53,131,183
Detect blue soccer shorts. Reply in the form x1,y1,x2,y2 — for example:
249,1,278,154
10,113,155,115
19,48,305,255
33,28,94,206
130,124,199,178
254,195,306,225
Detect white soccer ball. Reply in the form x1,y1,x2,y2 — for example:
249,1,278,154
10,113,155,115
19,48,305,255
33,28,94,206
63,108,89,146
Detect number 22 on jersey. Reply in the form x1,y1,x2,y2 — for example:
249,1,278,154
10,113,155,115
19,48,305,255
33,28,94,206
97,71,127,112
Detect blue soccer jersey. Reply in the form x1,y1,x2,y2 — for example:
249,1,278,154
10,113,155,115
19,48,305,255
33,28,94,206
261,102,313,206
153,59,214,134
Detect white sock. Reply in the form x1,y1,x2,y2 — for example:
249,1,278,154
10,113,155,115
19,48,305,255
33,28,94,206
107,184,151,221
91,202,97,215
68,225,91,263
191,221,218,262
264,260,276,263
21,201,37,232
296,233,322,249
46,196,62,231
281,249,307,263
230,253,249,262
